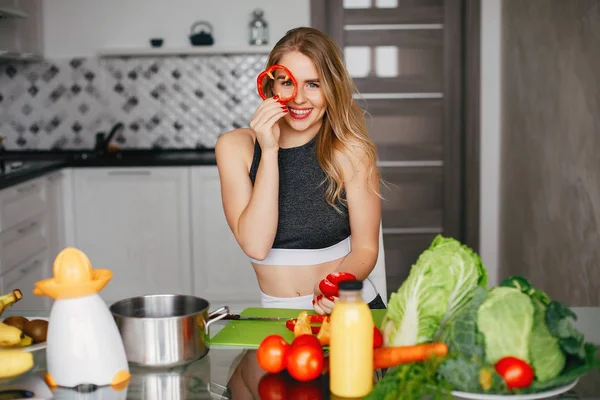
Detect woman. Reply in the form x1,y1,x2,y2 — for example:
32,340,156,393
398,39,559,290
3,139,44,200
215,27,384,314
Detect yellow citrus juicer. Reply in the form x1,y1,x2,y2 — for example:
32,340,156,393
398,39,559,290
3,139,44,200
33,247,130,390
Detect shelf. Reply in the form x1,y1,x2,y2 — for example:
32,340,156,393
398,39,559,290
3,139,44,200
0,50,40,61
97,45,272,57
0,7,28,19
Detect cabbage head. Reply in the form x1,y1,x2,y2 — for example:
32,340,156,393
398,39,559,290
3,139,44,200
477,287,534,364
381,235,488,346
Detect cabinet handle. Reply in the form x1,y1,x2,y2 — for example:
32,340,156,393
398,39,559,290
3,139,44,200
16,182,37,193
20,259,41,275
17,221,38,234
107,170,152,176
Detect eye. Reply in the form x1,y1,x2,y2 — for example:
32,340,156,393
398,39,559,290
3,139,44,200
307,82,320,89
282,80,294,87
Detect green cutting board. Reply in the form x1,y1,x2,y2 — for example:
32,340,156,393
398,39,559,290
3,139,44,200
209,307,386,348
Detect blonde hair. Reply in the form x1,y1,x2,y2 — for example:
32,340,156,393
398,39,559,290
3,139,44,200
265,27,380,212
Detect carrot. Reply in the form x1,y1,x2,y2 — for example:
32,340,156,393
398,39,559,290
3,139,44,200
373,342,449,370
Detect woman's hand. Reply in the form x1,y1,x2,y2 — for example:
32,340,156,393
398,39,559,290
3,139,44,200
313,284,336,315
249,96,287,152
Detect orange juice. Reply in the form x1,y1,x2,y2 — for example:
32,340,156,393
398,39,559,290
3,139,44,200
329,280,374,398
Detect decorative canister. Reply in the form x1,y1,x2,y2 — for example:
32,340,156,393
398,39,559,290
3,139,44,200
249,9,268,45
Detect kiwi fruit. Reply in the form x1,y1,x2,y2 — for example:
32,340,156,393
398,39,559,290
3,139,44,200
2,316,29,332
23,319,48,343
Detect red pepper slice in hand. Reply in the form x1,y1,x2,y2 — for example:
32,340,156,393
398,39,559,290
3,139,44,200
256,64,298,103
318,272,357,298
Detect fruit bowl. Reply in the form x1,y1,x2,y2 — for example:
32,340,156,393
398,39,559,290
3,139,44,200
0,317,49,352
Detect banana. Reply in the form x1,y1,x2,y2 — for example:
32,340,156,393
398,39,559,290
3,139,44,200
0,349,34,379
0,289,23,317
9,335,33,348
0,322,25,347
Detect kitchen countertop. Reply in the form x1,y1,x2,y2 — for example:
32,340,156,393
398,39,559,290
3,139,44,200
0,149,217,190
1,308,599,399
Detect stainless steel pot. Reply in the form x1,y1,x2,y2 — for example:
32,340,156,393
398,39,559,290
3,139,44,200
109,294,229,368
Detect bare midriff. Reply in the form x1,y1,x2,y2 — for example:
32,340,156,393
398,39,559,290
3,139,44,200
252,256,346,297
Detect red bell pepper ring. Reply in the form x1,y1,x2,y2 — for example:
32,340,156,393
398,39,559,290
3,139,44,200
256,64,298,103
318,272,357,298
286,315,327,335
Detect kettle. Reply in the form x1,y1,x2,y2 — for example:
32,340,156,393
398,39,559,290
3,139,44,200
189,21,214,46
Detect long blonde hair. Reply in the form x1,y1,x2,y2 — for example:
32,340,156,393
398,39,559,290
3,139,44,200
266,27,380,212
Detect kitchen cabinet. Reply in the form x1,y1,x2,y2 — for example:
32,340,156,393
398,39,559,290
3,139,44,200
0,0,44,60
190,167,261,313
71,167,192,305
44,170,66,264
0,176,50,310
1,248,48,311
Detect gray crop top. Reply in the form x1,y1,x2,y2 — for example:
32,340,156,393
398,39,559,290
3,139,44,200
249,135,350,250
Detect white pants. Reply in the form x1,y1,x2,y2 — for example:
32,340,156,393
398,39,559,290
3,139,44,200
259,278,379,309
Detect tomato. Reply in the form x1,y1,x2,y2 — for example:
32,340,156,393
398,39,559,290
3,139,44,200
494,356,534,389
258,373,287,400
292,334,322,348
286,335,325,382
257,335,290,374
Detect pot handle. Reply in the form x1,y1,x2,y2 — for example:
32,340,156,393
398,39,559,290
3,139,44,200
205,305,230,334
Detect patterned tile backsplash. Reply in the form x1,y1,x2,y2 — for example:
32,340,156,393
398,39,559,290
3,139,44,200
0,54,267,150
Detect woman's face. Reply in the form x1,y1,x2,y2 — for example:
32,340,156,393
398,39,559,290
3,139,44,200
277,51,326,135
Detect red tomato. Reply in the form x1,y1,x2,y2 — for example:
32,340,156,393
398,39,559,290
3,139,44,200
287,335,324,382
292,334,322,348
257,335,290,374
258,373,287,400
495,356,534,389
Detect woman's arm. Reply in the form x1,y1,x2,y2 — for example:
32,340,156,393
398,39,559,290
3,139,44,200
216,96,286,260
215,129,280,260
333,146,382,279
313,146,381,315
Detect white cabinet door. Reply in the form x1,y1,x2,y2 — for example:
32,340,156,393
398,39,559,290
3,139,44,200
13,0,44,58
190,167,260,310
44,170,66,262
1,248,48,311
0,0,43,59
72,167,192,304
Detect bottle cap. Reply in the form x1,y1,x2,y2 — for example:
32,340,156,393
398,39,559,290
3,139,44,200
338,280,363,291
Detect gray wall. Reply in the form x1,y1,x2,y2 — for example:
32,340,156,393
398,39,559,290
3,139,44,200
499,0,600,306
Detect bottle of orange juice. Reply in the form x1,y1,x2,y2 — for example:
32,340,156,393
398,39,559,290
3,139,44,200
329,280,374,398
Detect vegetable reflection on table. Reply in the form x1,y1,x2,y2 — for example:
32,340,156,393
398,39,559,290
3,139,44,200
226,349,330,400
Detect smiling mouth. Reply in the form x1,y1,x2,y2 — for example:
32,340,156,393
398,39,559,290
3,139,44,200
288,107,313,120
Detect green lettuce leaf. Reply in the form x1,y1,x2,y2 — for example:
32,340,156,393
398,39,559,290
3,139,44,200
382,235,487,346
477,287,534,364
500,275,551,306
437,286,488,359
522,343,600,393
529,299,566,382
366,359,453,400
546,301,586,359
